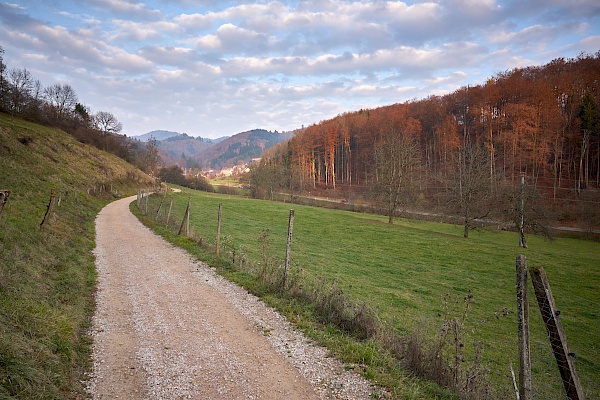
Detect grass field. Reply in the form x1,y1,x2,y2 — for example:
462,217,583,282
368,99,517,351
141,188,599,399
0,114,154,398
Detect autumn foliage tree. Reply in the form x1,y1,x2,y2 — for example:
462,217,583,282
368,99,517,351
252,52,600,232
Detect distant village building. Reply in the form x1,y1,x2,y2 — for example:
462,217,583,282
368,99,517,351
220,164,250,177
221,167,234,177
183,167,205,178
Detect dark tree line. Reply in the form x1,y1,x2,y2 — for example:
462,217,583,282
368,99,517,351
0,46,160,175
251,53,600,237
157,165,213,192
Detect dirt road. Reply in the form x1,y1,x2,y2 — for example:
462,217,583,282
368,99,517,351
87,196,379,399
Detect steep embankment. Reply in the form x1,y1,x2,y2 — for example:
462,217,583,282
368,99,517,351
0,114,154,399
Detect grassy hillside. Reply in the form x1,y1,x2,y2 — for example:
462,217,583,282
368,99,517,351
137,189,599,399
0,114,154,399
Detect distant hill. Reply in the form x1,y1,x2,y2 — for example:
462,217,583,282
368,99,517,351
134,130,181,142
137,129,293,169
156,133,214,167
202,129,294,169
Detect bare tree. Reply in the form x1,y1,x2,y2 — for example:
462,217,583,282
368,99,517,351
93,110,123,151
578,91,599,193
29,78,44,116
0,45,6,112
501,174,553,246
93,111,123,134
137,137,161,175
442,142,494,238
249,156,290,200
7,67,34,116
44,83,78,120
372,132,421,224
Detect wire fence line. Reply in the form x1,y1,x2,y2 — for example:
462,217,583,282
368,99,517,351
0,185,122,229
138,189,599,400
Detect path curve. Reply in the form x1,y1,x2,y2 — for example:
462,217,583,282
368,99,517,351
87,196,379,399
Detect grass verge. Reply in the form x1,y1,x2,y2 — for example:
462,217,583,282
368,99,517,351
0,114,154,399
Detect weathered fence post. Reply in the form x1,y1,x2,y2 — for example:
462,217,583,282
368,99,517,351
40,189,55,230
530,267,584,400
178,197,191,236
166,198,173,226
519,173,528,248
186,199,190,235
0,190,10,220
283,209,294,289
516,255,532,400
155,194,166,221
216,203,222,256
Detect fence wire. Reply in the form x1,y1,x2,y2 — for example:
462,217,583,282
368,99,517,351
139,190,599,400
529,291,600,400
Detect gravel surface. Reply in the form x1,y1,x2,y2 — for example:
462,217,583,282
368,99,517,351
87,196,383,399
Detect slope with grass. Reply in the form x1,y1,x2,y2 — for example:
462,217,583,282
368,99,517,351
0,114,154,399
139,188,600,399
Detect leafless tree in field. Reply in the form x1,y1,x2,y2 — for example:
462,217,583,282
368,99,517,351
441,142,494,238
372,131,421,224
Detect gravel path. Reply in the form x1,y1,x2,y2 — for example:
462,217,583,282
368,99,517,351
87,196,382,399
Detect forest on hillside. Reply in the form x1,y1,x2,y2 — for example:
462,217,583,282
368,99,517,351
250,53,600,237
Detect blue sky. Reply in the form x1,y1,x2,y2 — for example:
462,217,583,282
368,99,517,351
1,0,599,139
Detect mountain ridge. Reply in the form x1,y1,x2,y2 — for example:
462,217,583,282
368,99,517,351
132,130,230,144
136,128,293,170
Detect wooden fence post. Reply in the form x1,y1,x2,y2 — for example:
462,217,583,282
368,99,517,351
519,173,528,248
155,194,165,220
216,203,222,256
186,199,190,235
178,198,191,236
40,189,55,230
516,255,532,400
0,190,10,220
166,198,173,226
530,267,584,400
283,209,294,289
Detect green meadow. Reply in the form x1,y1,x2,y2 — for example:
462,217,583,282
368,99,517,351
143,188,599,399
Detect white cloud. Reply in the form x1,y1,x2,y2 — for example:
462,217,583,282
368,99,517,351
172,12,214,31
191,23,276,55
138,45,195,66
87,0,162,20
579,35,600,49
1,0,597,138
489,24,554,46
2,2,25,11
